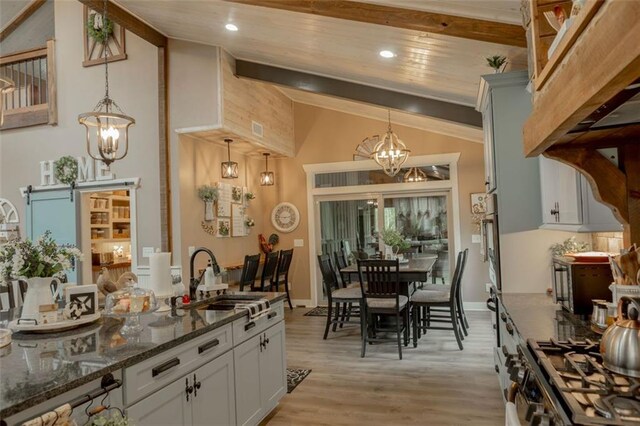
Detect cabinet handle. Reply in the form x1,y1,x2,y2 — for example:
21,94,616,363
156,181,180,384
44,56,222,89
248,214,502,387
245,321,256,331
259,334,263,352
267,311,277,320
506,323,514,335
264,332,270,346
502,345,509,357
152,357,180,377
495,364,500,373
193,373,201,397
185,378,193,402
500,313,507,323
198,338,220,354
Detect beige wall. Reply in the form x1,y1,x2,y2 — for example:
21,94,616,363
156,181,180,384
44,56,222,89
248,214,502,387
178,135,275,280
263,104,491,304
0,1,161,265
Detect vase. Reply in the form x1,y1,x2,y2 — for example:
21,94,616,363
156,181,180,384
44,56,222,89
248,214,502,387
21,277,60,321
204,201,214,221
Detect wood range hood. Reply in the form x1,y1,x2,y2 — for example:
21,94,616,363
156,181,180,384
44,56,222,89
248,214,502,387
523,0,640,246
176,48,295,159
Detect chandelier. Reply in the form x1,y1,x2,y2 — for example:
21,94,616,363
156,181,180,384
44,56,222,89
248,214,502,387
371,111,410,176
78,0,134,168
403,167,427,182
221,138,238,179
0,76,15,127
260,153,274,186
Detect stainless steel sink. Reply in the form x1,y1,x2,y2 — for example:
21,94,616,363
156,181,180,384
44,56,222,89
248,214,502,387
196,294,264,311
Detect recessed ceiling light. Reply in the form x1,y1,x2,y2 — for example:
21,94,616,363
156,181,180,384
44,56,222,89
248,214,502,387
225,23,238,32
379,50,396,58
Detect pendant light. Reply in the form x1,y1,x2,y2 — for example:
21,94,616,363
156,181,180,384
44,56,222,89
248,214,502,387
260,153,274,186
221,138,238,179
0,76,15,127
371,110,410,177
78,0,135,168
403,167,427,183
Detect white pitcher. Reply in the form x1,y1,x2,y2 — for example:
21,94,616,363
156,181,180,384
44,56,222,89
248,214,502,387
21,277,60,321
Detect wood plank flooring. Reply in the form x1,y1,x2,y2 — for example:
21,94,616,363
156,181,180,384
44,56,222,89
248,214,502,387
263,309,505,426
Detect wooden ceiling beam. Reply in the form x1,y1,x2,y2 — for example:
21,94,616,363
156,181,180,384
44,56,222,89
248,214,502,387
0,0,47,43
77,0,167,47
223,0,527,47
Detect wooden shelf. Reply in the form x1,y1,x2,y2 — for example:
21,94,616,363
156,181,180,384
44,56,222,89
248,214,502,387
91,238,131,243
112,218,130,223
90,224,110,228
111,195,130,202
92,208,109,213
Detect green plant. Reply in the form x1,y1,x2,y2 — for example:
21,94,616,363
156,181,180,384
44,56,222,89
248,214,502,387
0,230,83,279
88,410,131,426
232,187,242,202
379,228,410,254
54,156,79,186
87,13,114,44
550,236,589,257
197,185,218,202
245,191,255,201
486,55,507,71
218,221,230,236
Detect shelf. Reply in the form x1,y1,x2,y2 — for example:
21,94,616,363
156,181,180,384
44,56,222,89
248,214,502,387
111,195,130,202
90,224,110,228
91,208,109,213
91,238,131,243
112,219,130,223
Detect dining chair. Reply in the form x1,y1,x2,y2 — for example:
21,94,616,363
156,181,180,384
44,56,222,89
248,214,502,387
317,254,363,340
239,254,261,291
0,281,16,310
357,259,409,360
258,251,280,291
411,250,466,350
271,249,294,309
430,250,449,284
333,250,352,288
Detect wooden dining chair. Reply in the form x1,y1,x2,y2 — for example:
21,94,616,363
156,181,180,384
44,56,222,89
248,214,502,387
271,249,294,309
317,254,363,339
411,250,466,350
239,254,261,291
258,251,279,291
333,250,352,288
0,280,16,310
357,259,409,360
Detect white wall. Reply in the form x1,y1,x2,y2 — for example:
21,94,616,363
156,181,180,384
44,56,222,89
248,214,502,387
0,1,161,265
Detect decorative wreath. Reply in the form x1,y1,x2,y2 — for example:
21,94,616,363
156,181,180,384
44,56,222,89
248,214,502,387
87,12,114,44
54,156,79,186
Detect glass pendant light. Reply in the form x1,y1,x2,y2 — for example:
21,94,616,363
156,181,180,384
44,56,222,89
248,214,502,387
0,75,15,127
260,153,274,186
371,110,410,177
78,0,134,169
221,138,238,179
403,167,427,182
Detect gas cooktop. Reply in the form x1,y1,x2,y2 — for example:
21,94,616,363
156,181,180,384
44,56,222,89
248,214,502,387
529,339,640,425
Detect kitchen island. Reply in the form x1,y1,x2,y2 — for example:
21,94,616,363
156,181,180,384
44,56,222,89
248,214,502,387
0,292,287,426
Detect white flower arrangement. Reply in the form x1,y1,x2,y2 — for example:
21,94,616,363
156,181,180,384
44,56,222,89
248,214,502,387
245,218,255,228
197,185,218,202
0,230,83,279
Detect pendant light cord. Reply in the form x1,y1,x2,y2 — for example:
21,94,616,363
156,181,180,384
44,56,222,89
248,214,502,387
103,0,110,111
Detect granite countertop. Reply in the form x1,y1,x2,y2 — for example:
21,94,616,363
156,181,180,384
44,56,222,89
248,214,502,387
0,291,286,419
500,292,600,342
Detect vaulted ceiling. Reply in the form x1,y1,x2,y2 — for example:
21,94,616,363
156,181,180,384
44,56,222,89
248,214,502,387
115,0,528,107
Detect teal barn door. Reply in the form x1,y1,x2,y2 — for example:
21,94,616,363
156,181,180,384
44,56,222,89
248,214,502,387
26,190,82,283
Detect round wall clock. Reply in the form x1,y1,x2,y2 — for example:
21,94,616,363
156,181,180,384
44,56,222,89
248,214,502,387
271,202,300,233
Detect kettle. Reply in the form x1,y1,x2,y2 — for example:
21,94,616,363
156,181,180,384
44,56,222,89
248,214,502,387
600,296,640,377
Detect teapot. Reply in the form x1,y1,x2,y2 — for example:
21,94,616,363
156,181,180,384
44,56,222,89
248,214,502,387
600,296,640,377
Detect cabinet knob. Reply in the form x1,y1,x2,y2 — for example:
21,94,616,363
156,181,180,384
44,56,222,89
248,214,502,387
193,373,201,397
185,378,194,402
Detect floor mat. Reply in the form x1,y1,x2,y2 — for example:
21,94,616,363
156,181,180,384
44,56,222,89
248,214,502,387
287,368,311,393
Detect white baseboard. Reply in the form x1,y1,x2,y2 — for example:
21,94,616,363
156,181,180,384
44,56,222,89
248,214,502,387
463,302,489,311
291,299,312,308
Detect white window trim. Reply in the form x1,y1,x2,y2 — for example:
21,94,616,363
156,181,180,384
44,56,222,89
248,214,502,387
303,153,461,307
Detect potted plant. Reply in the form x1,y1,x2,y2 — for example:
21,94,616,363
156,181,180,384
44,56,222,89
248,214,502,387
245,218,255,233
486,55,507,73
0,230,83,320
379,228,410,260
197,185,218,222
245,191,255,202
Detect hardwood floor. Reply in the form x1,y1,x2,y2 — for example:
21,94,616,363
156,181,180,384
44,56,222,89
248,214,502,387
263,308,505,426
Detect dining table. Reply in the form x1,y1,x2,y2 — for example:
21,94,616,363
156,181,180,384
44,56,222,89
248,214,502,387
339,256,437,296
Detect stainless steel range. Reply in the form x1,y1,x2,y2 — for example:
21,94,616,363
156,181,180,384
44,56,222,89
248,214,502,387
508,339,640,425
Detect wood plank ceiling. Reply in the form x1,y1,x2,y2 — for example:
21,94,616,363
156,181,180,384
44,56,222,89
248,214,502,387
115,0,528,107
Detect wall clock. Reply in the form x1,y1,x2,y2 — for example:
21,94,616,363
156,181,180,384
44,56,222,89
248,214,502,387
271,202,300,233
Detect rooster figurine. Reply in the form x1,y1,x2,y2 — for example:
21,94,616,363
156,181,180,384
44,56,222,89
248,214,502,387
97,267,117,295
116,271,138,289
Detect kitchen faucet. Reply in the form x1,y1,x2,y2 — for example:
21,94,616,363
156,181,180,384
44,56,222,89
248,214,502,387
189,247,220,300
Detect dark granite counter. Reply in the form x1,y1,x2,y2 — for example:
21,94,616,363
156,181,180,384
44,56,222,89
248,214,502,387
500,292,600,342
0,292,286,418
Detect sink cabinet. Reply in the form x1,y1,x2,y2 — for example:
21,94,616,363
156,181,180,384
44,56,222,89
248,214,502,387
539,156,622,232
235,321,287,426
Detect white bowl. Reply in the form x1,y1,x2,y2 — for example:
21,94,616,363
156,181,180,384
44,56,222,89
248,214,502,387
0,329,12,348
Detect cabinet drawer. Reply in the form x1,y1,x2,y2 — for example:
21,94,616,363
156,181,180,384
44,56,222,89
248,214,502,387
124,324,232,406
232,302,284,345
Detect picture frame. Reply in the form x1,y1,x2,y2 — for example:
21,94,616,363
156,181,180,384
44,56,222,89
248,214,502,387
470,193,487,214
217,218,231,238
64,284,99,316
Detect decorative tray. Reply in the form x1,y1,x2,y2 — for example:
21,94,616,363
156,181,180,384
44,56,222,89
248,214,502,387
8,312,101,333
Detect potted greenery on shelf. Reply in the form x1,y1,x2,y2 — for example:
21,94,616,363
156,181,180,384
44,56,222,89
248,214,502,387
379,228,410,260
486,55,507,73
197,185,218,222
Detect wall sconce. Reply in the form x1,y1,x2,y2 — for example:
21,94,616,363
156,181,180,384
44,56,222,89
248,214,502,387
221,138,238,179
260,153,274,186
403,167,427,182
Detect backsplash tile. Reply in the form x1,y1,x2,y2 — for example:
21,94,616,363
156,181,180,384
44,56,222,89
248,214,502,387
591,232,624,253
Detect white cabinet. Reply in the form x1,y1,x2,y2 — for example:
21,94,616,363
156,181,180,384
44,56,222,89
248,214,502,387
482,93,497,194
128,350,236,426
234,321,287,426
539,156,622,232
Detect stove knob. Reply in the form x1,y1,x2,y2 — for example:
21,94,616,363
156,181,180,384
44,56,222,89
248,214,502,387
531,412,552,426
509,364,526,384
526,403,544,422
